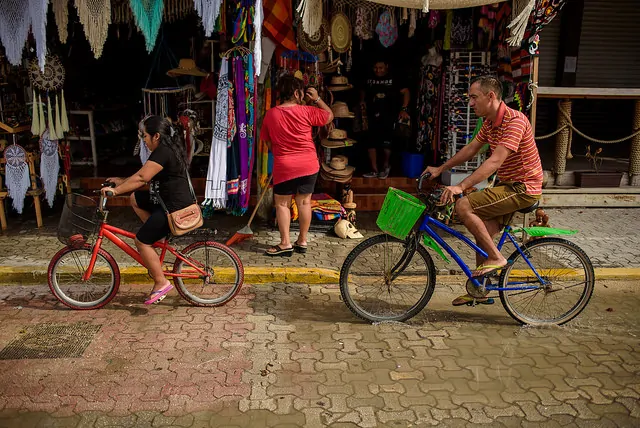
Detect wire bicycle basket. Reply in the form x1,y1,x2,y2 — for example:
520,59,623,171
57,193,99,248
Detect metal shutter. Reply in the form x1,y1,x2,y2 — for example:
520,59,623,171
537,9,562,87
576,0,640,88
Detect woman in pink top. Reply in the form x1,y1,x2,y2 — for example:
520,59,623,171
260,75,333,256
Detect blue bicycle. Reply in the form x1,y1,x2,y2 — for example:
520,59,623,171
339,175,595,326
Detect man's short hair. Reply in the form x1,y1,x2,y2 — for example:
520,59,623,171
471,76,503,101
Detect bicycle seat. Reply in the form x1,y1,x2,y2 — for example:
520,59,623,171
517,200,540,214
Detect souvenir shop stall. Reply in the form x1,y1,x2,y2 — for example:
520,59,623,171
258,0,566,218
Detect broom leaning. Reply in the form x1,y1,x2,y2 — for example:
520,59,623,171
226,175,273,246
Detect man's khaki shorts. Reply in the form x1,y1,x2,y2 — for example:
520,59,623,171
465,182,541,227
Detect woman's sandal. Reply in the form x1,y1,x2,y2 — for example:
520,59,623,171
265,245,294,257
293,242,307,254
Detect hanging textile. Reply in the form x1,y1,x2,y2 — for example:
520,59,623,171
129,0,164,53
28,56,68,139
29,0,48,71
0,1,30,67
257,77,271,189
506,0,535,47
245,55,255,191
231,0,255,44
40,131,60,208
226,64,240,214
3,144,31,214
296,0,322,37
254,0,263,77
524,0,566,54
203,58,229,210
75,0,112,58
263,0,297,51
194,0,223,37
376,10,398,48
233,57,250,215
52,0,69,43
416,62,442,154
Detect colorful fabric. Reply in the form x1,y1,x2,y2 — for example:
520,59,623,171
234,57,249,214
226,63,240,213
129,0,164,53
475,102,543,195
232,0,255,44
416,65,441,154
260,105,329,185
257,77,271,189
262,0,297,50
194,0,223,37
375,10,398,48
204,58,229,209
245,55,256,204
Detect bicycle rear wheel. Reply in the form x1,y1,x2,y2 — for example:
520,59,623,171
340,234,436,323
173,241,244,306
499,238,595,326
48,246,120,310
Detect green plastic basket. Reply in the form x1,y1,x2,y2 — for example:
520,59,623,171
376,187,426,239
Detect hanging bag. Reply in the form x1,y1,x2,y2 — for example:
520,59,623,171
157,173,203,236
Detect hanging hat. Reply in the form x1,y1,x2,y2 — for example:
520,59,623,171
28,56,65,91
331,102,355,118
334,219,364,239
330,13,352,53
298,19,329,54
319,58,342,74
327,75,353,91
167,59,207,77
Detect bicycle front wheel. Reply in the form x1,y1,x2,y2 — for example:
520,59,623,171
499,238,595,326
340,234,436,323
173,241,244,306
48,246,120,310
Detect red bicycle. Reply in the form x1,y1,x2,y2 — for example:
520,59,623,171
48,193,244,310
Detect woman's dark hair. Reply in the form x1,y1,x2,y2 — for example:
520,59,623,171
277,75,305,103
143,115,189,171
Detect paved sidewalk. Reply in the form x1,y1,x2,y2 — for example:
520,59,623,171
0,279,638,426
1,207,639,284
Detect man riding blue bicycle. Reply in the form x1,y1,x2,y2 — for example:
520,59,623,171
422,76,543,306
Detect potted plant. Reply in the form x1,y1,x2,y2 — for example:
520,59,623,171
574,146,623,188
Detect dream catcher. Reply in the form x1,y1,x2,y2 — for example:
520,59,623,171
40,130,60,208
28,55,69,140
3,144,31,214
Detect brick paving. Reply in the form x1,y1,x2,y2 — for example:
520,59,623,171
1,207,639,277
0,279,638,427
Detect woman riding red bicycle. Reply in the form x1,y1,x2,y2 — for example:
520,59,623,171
101,115,196,304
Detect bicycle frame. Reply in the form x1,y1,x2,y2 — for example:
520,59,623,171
82,222,208,282
417,214,545,292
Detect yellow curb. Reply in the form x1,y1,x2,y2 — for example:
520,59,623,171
1,266,638,285
0,266,341,285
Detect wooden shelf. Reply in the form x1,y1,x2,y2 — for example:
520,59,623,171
0,122,30,134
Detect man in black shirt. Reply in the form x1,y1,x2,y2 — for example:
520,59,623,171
361,59,410,179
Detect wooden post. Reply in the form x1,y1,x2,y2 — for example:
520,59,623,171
530,56,539,136
27,153,43,228
554,99,572,177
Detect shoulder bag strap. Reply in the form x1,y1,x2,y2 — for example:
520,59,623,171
155,172,198,215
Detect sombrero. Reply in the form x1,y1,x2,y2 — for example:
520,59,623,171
167,59,207,77
298,19,329,54
330,13,352,53
327,75,353,92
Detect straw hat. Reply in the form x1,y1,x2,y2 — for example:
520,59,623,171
167,59,207,77
331,102,355,118
320,128,357,148
330,13,352,53
327,75,353,91
329,155,348,170
298,19,329,54
321,161,355,177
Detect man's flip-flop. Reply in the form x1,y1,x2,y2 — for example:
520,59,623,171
452,294,495,306
144,283,174,305
265,245,294,257
472,263,507,278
